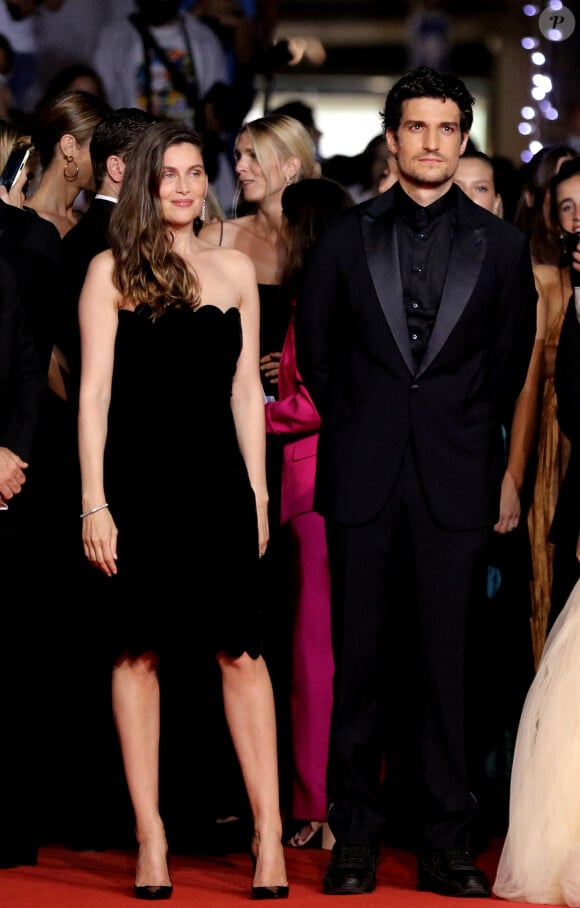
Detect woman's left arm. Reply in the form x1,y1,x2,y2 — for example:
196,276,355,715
229,252,269,558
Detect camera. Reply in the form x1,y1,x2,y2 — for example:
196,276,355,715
563,231,580,289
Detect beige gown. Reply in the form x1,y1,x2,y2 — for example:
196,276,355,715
528,289,571,667
493,576,580,905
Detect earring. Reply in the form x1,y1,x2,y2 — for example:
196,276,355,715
63,154,79,182
286,176,292,186
201,196,206,222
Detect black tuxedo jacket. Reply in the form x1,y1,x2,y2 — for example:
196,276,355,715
0,255,44,461
0,201,61,376
296,184,537,531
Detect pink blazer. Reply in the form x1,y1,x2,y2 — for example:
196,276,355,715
265,305,321,525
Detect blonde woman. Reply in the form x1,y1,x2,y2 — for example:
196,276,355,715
202,113,320,398
202,114,320,828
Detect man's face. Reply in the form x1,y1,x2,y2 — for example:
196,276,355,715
386,96,468,189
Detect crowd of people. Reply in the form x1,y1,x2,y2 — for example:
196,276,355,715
1,3,580,905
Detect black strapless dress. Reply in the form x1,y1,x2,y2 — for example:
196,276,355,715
101,304,262,660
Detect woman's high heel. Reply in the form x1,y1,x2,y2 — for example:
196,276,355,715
133,883,173,901
252,884,289,901
250,838,289,900
134,841,172,900
287,820,323,848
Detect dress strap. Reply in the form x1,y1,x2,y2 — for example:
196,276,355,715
218,219,224,247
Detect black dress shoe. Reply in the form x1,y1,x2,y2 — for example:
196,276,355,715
323,843,378,895
417,849,491,898
133,884,173,900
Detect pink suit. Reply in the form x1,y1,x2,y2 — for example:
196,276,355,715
265,304,333,821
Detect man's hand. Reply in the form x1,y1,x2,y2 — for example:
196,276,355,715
260,351,281,385
0,446,28,501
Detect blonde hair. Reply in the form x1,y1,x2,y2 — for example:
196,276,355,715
0,119,32,173
234,113,320,211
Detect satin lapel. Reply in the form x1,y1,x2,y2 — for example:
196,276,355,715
361,204,414,374
416,221,487,377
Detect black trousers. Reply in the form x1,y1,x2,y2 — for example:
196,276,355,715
325,445,489,852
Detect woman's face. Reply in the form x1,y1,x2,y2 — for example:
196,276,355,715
555,171,580,236
234,131,284,204
454,156,501,215
159,141,206,227
543,154,574,229
378,154,399,193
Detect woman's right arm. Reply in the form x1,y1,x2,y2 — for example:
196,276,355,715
77,250,120,577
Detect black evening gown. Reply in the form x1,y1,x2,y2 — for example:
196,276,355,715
102,303,262,662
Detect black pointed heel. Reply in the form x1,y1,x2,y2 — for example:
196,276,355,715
133,884,173,900
250,842,289,900
252,884,289,900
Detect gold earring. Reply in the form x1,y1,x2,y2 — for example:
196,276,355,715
63,154,79,182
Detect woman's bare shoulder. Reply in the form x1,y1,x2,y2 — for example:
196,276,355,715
200,215,255,248
89,247,114,267
84,247,115,281
199,241,256,276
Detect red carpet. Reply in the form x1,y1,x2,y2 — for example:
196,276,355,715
0,838,551,907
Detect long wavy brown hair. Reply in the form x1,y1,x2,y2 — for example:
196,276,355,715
108,119,205,319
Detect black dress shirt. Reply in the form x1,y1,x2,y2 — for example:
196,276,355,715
394,181,457,370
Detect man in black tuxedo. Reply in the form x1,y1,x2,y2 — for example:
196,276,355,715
296,66,537,898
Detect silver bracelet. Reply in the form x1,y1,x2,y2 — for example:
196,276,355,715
80,503,109,519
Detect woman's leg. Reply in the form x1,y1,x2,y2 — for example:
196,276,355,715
217,652,288,888
112,652,171,888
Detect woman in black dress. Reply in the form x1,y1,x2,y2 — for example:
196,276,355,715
77,119,288,901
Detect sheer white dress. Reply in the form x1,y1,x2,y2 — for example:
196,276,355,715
494,577,580,906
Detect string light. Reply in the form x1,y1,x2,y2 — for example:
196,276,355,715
519,4,552,161
518,1,576,160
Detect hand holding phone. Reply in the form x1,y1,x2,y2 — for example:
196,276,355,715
0,145,32,192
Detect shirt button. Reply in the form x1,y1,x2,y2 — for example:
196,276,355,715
413,266,423,274
410,383,419,391
411,302,419,309
411,333,418,341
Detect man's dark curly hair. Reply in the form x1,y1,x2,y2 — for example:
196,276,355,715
381,66,474,135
